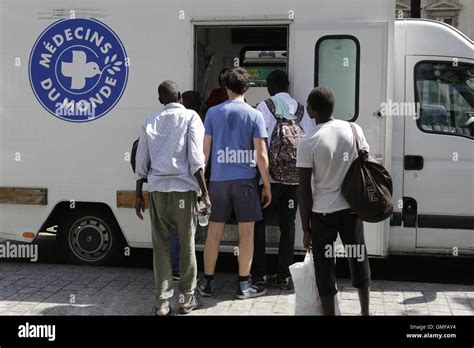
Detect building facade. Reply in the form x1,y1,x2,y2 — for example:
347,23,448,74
396,0,473,40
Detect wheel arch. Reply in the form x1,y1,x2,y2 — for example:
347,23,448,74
38,201,129,246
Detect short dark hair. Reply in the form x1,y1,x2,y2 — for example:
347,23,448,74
267,70,289,92
307,87,336,118
218,68,230,86
158,80,180,104
182,90,202,113
222,67,251,95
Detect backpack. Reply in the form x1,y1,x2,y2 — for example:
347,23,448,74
341,123,393,222
265,98,305,184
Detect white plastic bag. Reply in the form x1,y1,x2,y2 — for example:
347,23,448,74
289,251,341,315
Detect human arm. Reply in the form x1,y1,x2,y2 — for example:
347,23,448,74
135,178,146,220
298,168,313,249
188,113,211,214
254,138,271,208
134,123,150,220
296,138,314,249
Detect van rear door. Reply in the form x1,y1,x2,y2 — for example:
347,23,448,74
291,23,393,257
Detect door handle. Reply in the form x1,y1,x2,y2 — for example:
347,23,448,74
404,155,424,170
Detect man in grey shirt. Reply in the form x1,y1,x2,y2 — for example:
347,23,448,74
135,80,210,316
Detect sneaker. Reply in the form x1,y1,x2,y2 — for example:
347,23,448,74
269,275,294,290
152,304,172,316
236,283,267,300
172,272,180,282
250,275,268,287
198,279,214,297
179,294,200,315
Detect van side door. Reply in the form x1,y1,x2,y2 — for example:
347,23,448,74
404,56,474,255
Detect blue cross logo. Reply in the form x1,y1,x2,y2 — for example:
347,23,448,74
29,18,129,122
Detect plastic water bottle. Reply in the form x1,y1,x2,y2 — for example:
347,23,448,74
198,201,209,227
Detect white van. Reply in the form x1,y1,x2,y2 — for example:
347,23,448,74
0,0,472,265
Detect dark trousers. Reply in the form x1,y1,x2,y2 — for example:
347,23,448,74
252,183,298,279
311,209,371,297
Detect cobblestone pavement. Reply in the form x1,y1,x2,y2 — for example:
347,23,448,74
0,262,472,316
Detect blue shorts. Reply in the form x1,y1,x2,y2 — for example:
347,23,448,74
208,179,263,223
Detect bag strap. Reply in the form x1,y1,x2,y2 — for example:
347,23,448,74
295,103,305,124
265,98,304,123
264,98,278,120
349,122,360,152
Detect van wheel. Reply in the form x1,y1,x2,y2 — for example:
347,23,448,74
57,209,125,266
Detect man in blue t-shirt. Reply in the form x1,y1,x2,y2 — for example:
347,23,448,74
200,67,272,300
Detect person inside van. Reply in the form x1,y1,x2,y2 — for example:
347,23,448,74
183,90,204,120
296,86,371,316
135,80,211,315
200,67,272,299
205,68,230,110
251,70,315,291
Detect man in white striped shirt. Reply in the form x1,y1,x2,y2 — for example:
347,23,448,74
135,80,210,316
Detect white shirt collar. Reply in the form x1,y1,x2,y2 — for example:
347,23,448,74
164,102,185,110
275,92,291,99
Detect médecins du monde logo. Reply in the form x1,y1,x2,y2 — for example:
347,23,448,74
29,18,128,122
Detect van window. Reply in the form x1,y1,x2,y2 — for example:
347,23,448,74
315,36,360,121
415,62,474,138
240,46,287,88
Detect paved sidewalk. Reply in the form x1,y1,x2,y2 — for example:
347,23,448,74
0,262,472,316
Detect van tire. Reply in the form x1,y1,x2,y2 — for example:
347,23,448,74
56,206,125,266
